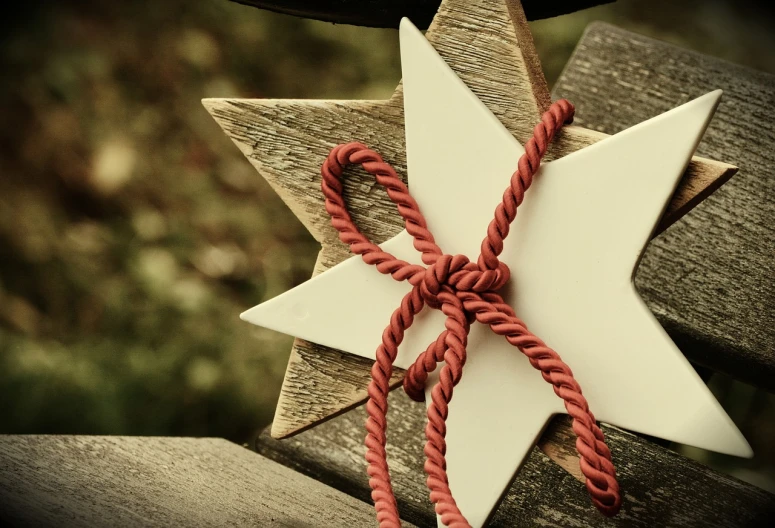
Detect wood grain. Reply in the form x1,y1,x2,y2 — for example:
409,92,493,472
0,435,415,527
204,0,737,440
256,391,775,527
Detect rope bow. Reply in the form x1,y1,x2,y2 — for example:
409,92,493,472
320,99,621,527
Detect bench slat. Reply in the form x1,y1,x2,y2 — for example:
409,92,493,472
0,436,414,527
257,393,775,526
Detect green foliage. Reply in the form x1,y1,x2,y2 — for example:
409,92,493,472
0,0,402,441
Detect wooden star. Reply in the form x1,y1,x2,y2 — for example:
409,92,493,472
204,0,735,456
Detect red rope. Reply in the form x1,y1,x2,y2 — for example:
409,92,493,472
320,100,621,527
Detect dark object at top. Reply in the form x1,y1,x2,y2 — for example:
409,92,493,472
228,0,613,28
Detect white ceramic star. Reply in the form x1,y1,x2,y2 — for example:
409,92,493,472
242,19,752,527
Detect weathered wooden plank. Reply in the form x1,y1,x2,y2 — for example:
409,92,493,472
257,392,775,527
553,22,775,389
205,0,736,441
228,0,613,28
0,436,415,527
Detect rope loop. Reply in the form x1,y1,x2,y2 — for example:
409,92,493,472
320,100,621,526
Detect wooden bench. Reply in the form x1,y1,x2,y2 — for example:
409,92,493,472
0,436,404,527
2,22,773,528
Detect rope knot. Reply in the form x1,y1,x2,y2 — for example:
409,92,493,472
417,251,512,304
319,99,621,526
419,254,469,308
452,260,511,293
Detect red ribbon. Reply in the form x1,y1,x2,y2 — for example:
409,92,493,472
320,99,621,527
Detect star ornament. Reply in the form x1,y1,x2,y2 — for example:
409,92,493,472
207,4,750,526
205,0,750,525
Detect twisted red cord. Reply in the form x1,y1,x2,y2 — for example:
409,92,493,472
320,99,621,527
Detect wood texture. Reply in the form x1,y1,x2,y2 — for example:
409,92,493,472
204,0,737,441
256,391,775,527
229,0,613,28
0,435,415,527
553,23,775,389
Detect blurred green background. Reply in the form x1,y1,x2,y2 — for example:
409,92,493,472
0,0,773,493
